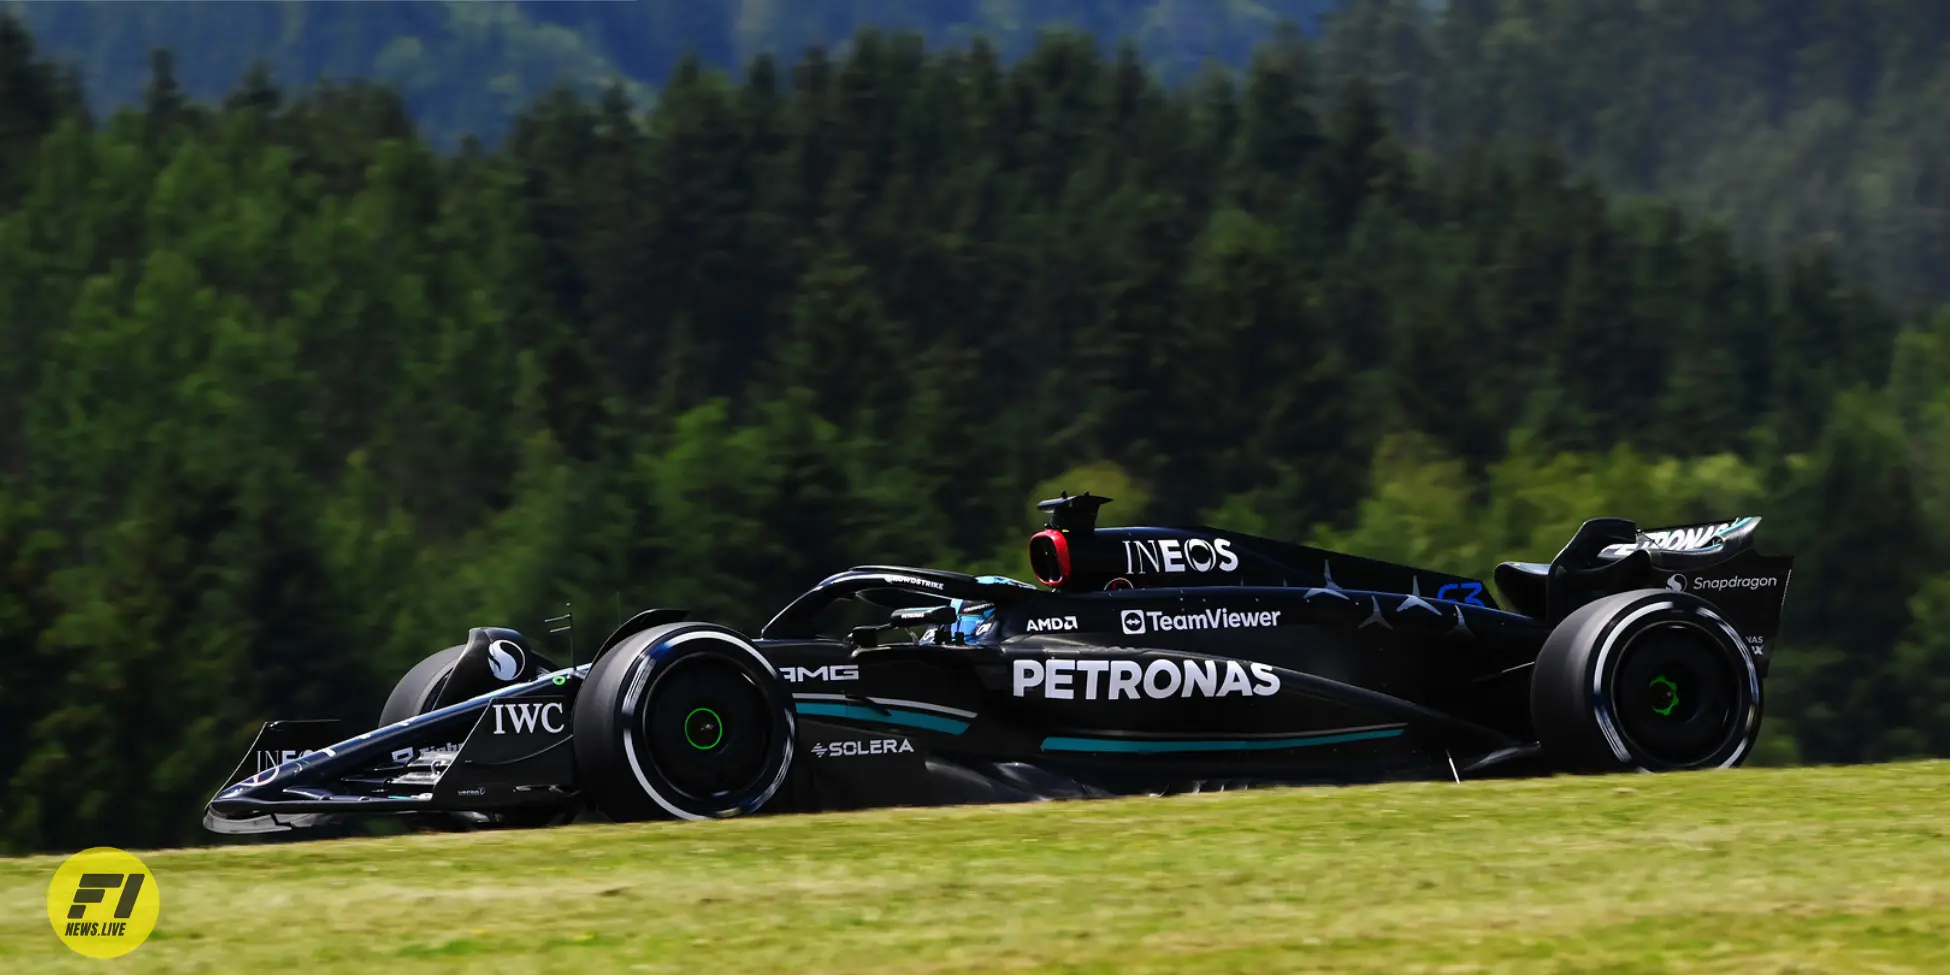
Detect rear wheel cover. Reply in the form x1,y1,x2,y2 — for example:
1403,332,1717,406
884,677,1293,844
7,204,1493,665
1534,590,1762,772
1603,621,1744,767
575,624,795,822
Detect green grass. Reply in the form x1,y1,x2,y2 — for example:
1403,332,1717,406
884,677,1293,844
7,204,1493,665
4,762,1949,973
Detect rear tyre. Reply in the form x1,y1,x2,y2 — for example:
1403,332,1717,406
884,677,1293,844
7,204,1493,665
573,622,795,822
1532,589,1762,773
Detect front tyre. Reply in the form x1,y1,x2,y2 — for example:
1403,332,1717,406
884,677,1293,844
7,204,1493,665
1532,589,1762,773
573,623,795,822
378,645,468,728
380,645,570,830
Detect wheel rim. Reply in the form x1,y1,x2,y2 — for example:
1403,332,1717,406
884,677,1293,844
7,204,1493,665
642,655,776,801
1609,622,1744,767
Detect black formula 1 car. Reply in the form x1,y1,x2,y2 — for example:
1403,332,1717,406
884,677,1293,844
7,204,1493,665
205,494,1795,834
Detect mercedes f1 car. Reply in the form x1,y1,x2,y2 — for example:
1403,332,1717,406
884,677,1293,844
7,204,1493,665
205,494,1794,834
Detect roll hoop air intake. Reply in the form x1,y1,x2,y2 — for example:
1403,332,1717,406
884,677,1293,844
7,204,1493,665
1030,492,1111,589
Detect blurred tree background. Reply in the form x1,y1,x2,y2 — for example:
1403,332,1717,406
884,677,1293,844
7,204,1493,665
1,1,1948,852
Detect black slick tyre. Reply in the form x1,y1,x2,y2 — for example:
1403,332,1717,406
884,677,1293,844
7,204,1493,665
573,622,795,822
380,644,567,829
1532,589,1762,773
379,645,468,727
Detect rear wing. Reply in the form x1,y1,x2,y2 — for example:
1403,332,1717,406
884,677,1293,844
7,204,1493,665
1613,517,1794,660
1630,517,1761,554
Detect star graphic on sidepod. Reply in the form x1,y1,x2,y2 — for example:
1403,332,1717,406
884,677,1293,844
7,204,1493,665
1305,562,1349,600
1358,596,1392,630
1397,578,1438,615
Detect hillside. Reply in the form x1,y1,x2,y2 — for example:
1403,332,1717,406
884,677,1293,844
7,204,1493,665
1314,0,1950,305
2,0,1338,142
3,763,1947,972
9,2,1948,304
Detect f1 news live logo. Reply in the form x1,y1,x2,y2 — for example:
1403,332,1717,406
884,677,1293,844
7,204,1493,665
45,847,161,959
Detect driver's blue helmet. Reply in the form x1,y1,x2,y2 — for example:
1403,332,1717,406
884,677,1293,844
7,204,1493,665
943,576,1034,644
947,598,995,643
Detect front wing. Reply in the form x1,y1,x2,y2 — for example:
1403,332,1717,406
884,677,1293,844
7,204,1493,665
205,668,584,834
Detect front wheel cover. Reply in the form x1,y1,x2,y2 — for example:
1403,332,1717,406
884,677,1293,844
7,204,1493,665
573,622,795,822
1533,589,1762,773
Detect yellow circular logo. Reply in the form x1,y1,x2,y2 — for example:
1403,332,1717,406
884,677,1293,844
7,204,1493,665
45,847,160,959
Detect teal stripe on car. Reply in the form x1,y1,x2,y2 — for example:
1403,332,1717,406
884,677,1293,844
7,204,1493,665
1039,728,1405,753
794,702,971,735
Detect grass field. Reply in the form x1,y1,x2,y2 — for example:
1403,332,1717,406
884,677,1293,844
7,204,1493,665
3,762,1948,974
